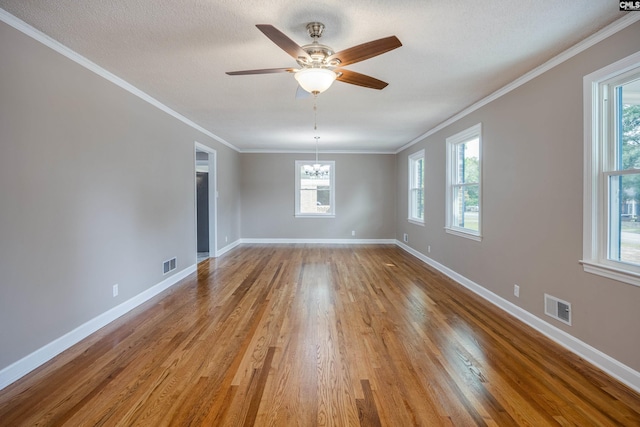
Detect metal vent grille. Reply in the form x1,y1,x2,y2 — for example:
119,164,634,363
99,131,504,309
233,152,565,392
544,294,571,325
163,257,177,275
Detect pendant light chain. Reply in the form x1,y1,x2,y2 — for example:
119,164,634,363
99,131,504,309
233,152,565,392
314,97,319,163
302,96,329,179
314,96,318,133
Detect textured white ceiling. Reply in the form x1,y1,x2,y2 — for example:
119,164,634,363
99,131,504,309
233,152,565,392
0,1,628,152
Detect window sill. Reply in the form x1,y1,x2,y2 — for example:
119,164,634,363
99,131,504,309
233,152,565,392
580,260,640,288
295,214,336,219
408,219,425,226
445,227,482,242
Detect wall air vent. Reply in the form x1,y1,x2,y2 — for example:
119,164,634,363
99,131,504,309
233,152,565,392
163,257,177,275
544,293,571,326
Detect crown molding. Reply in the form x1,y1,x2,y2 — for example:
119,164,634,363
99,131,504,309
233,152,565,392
239,149,395,154
0,8,240,153
395,13,640,154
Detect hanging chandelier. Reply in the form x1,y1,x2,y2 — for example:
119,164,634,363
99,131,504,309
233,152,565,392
303,136,330,178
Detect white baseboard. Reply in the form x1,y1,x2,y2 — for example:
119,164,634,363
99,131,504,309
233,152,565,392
240,238,396,244
395,241,640,393
215,239,242,257
4,241,638,394
0,264,196,391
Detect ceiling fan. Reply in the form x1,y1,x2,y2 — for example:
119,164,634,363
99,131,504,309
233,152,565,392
226,22,402,95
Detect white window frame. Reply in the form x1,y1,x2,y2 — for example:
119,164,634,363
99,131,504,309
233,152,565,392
445,123,482,241
408,149,425,225
582,51,640,287
295,160,336,218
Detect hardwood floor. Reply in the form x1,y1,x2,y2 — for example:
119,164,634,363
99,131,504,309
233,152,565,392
1,244,639,426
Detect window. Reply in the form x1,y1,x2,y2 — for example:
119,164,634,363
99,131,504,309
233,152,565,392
295,160,335,217
582,51,640,286
445,123,482,241
408,150,425,224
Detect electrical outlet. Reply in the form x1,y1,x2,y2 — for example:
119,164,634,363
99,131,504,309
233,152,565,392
225,236,228,243
352,230,356,236
113,284,119,297
427,245,431,253
514,284,520,298
403,233,408,243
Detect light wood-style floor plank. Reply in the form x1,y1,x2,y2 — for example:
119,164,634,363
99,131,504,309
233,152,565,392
0,244,639,426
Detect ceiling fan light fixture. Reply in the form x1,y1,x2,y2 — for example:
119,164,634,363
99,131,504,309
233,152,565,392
294,68,337,94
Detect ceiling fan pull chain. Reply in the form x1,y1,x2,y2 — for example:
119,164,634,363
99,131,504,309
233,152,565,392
314,98,317,133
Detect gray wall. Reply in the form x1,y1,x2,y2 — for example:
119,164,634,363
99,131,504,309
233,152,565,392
241,153,396,239
0,21,240,370
396,21,640,371
2,8,639,385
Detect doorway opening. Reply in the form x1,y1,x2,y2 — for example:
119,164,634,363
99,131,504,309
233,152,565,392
195,143,217,263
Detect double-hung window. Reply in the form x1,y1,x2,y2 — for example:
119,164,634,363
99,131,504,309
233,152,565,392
582,52,640,286
445,123,482,241
408,149,425,224
295,160,335,217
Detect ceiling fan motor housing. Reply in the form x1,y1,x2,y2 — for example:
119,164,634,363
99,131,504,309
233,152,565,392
298,43,336,67
297,22,340,68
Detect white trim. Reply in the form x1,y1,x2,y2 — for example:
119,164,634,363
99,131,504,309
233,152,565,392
194,142,218,257
445,123,482,240
240,238,396,244
581,50,640,287
0,9,239,153
0,264,196,391
294,160,336,217
408,149,425,224
395,241,640,393
444,227,482,241
240,149,395,155
396,14,640,154
216,239,242,256
580,260,640,288
294,215,337,219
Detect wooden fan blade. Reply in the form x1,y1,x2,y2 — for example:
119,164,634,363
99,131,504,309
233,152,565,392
226,67,296,75
335,69,388,90
256,24,311,61
327,36,402,67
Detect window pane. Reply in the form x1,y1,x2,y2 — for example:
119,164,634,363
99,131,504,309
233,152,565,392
452,185,479,231
609,173,640,264
316,186,331,208
618,79,640,170
300,171,331,214
409,152,425,222
455,138,479,184
414,158,424,187
411,188,424,219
